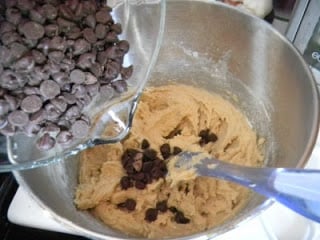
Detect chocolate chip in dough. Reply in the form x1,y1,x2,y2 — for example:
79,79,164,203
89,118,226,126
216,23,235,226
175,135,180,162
173,146,182,155
120,176,133,190
174,211,190,224
117,198,136,211
145,208,158,222
156,200,168,213
141,139,150,149
160,143,171,159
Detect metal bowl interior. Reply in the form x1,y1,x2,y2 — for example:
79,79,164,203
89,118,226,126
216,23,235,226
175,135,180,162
13,0,319,239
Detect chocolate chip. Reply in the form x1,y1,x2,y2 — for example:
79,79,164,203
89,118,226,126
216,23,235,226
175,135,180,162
120,176,133,190
51,96,67,113
17,0,35,12
208,133,218,142
13,55,35,72
56,130,73,145
70,69,86,84
160,143,171,159
36,133,55,150
40,80,60,100
84,14,96,28
0,122,15,136
0,21,15,35
199,129,218,145
45,103,61,121
121,65,133,80
29,109,45,124
174,211,190,224
4,94,19,111
95,9,112,24
23,122,40,137
42,4,58,20
99,84,114,99
173,146,182,155
21,95,42,113
145,208,158,222
112,80,127,93
142,161,153,172
20,21,45,40
141,139,150,149
0,99,10,115
143,148,157,162
169,206,178,213
117,40,129,54
86,82,100,97
29,8,46,24
117,198,136,211
73,39,91,55
110,23,122,34
42,122,60,134
77,52,96,69
135,180,146,190
83,27,97,43
132,172,145,181
6,8,22,25
1,31,21,45
95,23,106,39
71,120,89,139
156,200,168,213
106,31,118,43
89,63,102,78
48,51,64,63
31,49,46,64
7,110,28,127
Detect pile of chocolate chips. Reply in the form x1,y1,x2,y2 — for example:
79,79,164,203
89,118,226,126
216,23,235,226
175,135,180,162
120,139,182,190
0,0,133,150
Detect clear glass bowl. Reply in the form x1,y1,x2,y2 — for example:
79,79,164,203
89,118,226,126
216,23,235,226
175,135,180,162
0,0,166,172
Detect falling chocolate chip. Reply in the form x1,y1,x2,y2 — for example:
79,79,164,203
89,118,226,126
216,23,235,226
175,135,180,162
145,208,158,222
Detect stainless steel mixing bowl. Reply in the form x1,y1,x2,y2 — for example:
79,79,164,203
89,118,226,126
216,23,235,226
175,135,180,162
13,0,319,239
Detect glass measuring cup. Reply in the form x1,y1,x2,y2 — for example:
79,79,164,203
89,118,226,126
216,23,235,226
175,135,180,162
0,0,166,172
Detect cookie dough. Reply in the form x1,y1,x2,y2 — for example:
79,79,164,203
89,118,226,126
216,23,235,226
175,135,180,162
74,84,264,238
